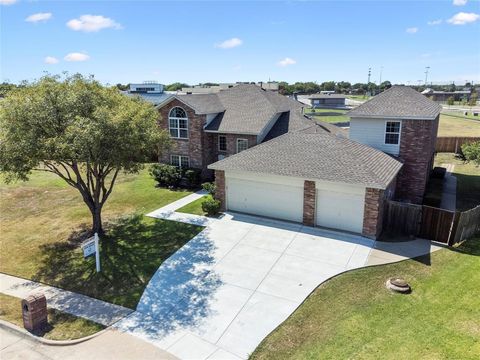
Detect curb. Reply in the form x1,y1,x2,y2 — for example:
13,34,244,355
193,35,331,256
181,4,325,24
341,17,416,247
0,319,108,346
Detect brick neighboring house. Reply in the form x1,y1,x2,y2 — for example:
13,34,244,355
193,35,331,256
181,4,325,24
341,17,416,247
207,85,441,239
156,84,344,178
348,85,441,204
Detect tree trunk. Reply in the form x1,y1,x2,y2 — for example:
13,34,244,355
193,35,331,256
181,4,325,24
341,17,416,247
92,205,103,236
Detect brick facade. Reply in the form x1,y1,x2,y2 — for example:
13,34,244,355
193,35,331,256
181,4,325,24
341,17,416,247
395,116,439,204
362,187,385,239
303,180,316,226
214,170,226,211
158,100,258,179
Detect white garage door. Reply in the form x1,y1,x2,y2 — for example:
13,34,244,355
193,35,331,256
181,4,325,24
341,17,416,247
316,186,365,233
226,177,304,222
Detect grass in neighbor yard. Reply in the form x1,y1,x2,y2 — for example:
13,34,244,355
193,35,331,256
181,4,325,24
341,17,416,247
305,108,350,124
438,113,480,136
0,168,202,309
251,238,480,360
0,293,104,340
177,194,214,216
434,153,480,211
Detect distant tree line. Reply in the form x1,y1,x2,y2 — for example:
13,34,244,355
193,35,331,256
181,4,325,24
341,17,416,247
278,81,394,95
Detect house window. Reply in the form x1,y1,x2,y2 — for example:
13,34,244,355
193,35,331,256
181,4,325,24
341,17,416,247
385,121,401,145
218,135,227,151
171,155,190,168
236,138,248,153
169,107,188,139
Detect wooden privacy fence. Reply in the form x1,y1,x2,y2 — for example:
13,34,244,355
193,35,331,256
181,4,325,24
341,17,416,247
383,201,480,245
435,136,479,153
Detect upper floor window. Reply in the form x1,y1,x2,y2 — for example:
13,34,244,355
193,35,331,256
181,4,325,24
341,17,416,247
169,107,188,139
385,121,400,145
236,138,248,153
218,135,227,151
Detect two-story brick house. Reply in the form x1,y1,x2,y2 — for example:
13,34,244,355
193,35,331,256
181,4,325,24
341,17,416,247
208,86,441,239
156,84,344,178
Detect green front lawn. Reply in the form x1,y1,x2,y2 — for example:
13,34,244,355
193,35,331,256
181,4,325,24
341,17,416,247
251,238,480,359
177,195,210,216
434,153,480,211
0,293,105,340
0,168,202,309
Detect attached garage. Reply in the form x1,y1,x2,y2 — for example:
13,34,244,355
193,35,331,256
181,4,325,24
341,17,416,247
209,132,403,239
226,172,304,223
315,182,365,233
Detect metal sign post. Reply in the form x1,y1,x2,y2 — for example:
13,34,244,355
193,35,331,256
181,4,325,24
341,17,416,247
94,233,101,273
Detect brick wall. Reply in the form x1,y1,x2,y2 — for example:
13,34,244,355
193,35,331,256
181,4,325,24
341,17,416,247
213,133,258,157
214,170,226,211
395,116,439,204
158,99,207,172
362,187,385,239
303,180,315,226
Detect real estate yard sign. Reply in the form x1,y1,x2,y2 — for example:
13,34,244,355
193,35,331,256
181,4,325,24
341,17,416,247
81,233,101,273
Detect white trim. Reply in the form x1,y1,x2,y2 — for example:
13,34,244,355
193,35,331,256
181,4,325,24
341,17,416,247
236,138,248,153
204,129,259,136
349,114,438,121
170,154,190,168
218,135,227,152
384,120,401,145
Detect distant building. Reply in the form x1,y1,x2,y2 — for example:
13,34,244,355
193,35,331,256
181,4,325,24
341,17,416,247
308,93,346,108
421,88,471,102
181,82,279,94
124,81,171,105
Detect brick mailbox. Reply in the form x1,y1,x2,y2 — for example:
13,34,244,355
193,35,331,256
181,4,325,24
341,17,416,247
22,293,47,332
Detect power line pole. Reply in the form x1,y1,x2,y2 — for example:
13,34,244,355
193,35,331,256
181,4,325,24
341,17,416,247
367,67,371,84
424,66,430,85
379,66,383,86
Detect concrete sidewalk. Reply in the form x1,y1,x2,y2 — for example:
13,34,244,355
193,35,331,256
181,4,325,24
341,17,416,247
0,325,177,360
0,273,132,327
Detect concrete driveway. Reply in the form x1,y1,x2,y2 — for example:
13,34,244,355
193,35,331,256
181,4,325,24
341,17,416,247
116,211,374,360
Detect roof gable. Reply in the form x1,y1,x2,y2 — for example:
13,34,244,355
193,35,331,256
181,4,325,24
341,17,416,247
347,86,442,120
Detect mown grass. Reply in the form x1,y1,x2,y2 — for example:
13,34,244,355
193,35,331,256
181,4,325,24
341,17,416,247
438,114,480,137
176,194,212,216
251,238,480,360
434,153,480,211
0,293,104,340
0,168,202,309
304,108,349,124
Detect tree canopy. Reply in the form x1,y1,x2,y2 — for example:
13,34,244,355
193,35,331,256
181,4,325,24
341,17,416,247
0,74,170,234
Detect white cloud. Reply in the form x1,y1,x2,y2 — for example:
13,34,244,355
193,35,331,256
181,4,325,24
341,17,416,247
406,27,419,34
26,13,52,23
64,52,90,62
447,12,479,25
427,19,442,25
420,53,431,58
278,57,296,67
44,56,59,64
66,15,122,32
0,0,18,5
453,0,467,6
233,64,242,71
215,38,243,49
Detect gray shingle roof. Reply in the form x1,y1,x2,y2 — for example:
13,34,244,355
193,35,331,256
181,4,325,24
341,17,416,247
124,92,173,105
176,94,225,114
209,132,402,189
347,86,442,119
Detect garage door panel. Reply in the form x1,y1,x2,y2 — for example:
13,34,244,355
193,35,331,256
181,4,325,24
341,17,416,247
227,177,303,223
316,189,365,233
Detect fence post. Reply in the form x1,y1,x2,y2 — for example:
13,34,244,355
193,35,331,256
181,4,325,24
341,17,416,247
447,212,461,246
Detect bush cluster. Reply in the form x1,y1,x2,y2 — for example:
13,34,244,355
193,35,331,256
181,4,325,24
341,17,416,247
201,197,221,216
149,164,202,188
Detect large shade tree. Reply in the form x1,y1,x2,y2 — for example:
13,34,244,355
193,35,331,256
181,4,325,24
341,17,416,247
0,74,170,235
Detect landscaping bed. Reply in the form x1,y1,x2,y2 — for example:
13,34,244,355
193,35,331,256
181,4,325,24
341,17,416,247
0,293,104,340
251,238,480,360
0,168,202,309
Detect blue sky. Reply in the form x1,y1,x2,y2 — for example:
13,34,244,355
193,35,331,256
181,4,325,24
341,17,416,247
1,0,479,85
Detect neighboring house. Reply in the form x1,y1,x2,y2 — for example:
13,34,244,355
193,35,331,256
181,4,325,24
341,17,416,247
208,85,441,239
155,84,343,178
308,93,346,108
421,88,472,102
349,86,441,204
